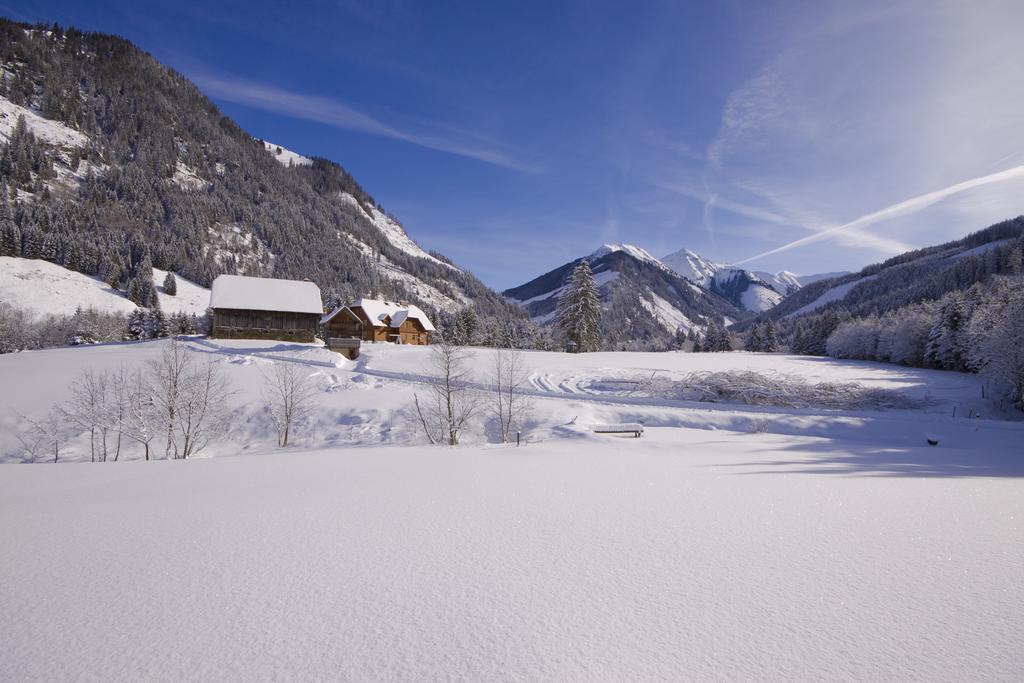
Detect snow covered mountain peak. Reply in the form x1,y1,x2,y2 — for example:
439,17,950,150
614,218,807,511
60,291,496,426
589,243,664,268
660,247,724,288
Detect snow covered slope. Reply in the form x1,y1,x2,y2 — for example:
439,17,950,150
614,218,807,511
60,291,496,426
337,192,457,271
787,274,879,318
0,257,209,318
0,95,89,148
261,140,312,167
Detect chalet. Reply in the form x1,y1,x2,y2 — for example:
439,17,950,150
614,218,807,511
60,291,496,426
208,275,323,342
322,298,435,350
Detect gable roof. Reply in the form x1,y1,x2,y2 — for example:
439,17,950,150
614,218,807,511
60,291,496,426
391,306,435,331
340,298,436,332
209,275,323,315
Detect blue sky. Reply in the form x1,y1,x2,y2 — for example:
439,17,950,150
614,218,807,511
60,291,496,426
6,0,1024,289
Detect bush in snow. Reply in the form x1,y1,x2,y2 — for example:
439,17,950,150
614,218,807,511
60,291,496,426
647,370,921,411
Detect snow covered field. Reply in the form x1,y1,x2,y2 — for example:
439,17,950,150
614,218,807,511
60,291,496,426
1,341,1022,679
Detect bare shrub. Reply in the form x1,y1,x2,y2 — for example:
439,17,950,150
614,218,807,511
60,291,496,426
647,370,920,411
262,363,319,447
14,409,68,463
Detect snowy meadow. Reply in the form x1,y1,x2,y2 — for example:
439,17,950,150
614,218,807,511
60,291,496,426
1,339,1023,680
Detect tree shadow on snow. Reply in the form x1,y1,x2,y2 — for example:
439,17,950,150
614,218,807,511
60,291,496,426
724,440,1024,478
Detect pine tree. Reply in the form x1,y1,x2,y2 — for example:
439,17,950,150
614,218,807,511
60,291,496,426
162,271,177,296
925,293,967,370
556,260,601,352
453,307,479,346
761,320,779,353
125,309,148,340
747,323,762,352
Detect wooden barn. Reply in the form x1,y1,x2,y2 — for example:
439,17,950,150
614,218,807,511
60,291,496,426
208,274,324,342
321,298,435,348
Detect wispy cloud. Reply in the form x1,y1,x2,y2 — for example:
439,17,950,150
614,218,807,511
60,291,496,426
193,71,537,172
735,164,1024,265
657,180,790,225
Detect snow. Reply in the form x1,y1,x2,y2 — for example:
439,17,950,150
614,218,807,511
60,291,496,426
949,238,1016,260
0,256,136,318
152,268,211,316
639,291,695,333
171,161,206,190
209,274,322,314
788,274,879,318
661,247,723,287
753,269,801,294
0,95,90,149
390,306,435,332
262,140,312,167
1,342,1022,679
0,257,209,319
740,282,784,312
338,192,457,270
590,243,668,270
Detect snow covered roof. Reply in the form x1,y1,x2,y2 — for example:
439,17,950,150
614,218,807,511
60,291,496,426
346,298,436,331
391,305,436,332
209,275,323,315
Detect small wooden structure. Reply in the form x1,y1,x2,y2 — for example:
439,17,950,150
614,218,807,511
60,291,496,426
322,298,435,347
593,423,645,438
319,306,364,359
208,275,323,343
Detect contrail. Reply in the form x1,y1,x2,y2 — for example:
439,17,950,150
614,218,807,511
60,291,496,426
734,164,1024,265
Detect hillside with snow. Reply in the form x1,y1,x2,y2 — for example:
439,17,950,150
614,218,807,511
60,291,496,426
0,257,209,318
1,340,1022,680
0,20,522,339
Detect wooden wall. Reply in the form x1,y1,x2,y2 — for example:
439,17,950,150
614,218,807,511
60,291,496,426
211,308,320,342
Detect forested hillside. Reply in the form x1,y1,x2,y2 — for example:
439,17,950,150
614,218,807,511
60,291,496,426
731,217,1024,407
0,19,528,333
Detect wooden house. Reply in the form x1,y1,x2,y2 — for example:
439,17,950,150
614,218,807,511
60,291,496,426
321,298,435,349
209,275,323,342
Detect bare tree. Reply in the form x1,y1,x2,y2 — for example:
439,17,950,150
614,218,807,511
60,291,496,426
262,362,319,447
119,368,158,460
173,356,232,458
414,337,479,445
489,348,532,443
147,338,192,458
147,338,232,458
59,369,113,462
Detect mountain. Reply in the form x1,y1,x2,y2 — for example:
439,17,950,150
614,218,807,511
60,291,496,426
0,19,527,334
659,248,721,288
503,244,744,349
660,247,839,313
